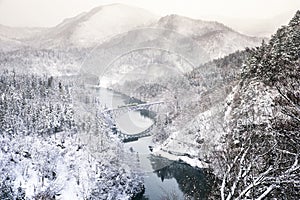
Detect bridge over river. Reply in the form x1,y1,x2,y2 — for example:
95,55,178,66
100,101,165,142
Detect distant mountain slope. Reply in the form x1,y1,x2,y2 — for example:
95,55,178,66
0,24,46,51
0,35,24,52
45,10,262,58
156,14,231,38
0,4,264,77
155,14,263,59
80,27,210,82
30,5,262,59
0,24,45,40
38,4,158,47
79,12,263,83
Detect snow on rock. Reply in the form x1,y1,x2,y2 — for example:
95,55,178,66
152,148,209,169
178,156,209,169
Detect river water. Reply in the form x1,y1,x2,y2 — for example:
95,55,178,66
96,88,211,200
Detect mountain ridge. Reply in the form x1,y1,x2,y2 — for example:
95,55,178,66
0,3,264,53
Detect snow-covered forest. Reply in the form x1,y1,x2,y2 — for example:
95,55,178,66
0,71,143,199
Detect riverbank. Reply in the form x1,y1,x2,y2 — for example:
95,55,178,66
152,146,210,169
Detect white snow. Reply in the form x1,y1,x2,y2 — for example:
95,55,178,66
0,130,143,199
152,148,209,169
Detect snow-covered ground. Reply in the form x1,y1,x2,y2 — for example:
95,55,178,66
0,131,144,199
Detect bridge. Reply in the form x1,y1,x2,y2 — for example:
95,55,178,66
100,101,165,142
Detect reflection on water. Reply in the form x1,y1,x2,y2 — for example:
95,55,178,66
150,156,212,200
126,137,211,200
132,156,212,200
116,111,154,134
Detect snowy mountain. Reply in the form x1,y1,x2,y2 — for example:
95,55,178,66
35,7,262,54
80,28,210,85
0,4,264,79
155,14,263,59
0,48,86,76
37,4,159,48
78,12,263,86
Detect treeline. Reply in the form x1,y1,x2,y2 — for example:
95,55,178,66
0,48,86,75
187,49,252,90
0,70,76,136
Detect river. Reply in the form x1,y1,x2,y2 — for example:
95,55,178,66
96,88,211,200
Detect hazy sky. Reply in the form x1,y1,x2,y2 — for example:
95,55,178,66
0,0,299,36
